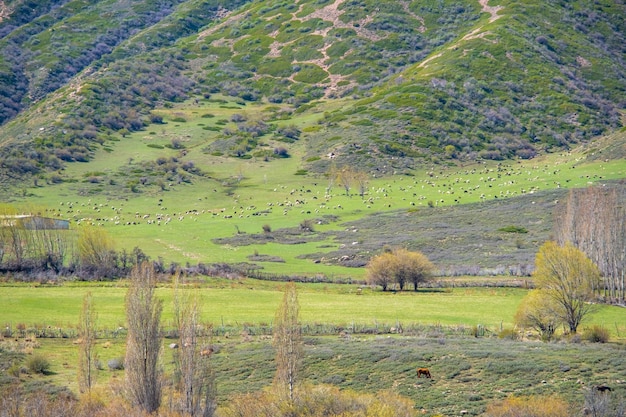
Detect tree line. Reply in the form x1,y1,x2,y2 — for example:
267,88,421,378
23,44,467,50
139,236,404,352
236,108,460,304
70,265,415,417
0,207,150,280
513,185,626,340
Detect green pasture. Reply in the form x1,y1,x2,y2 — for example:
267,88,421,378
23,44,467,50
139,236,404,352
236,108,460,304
13,328,626,414
10,96,626,276
2,279,626,412
1,280,625,337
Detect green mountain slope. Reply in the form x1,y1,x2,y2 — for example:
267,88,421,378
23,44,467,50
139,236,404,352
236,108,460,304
0,0,624,186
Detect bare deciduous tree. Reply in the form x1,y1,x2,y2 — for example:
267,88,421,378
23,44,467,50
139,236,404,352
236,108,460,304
172,274,216,417
125,261,163,413
336,167,358,196
554,186,626,303
353,171,369,198
273,282,302,402
0,205,71,272
332,167,369,197
77,292,97,394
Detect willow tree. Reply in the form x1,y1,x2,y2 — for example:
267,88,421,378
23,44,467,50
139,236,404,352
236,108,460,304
394,248,435,291
366,251,396,291
273,282,302,402
515,289,560,341
125,261,163,413
534,241,601,334
77,225,115,278
366,248,435,291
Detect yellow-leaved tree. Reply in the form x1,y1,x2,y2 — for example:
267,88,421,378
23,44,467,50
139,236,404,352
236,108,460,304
532,241,601,334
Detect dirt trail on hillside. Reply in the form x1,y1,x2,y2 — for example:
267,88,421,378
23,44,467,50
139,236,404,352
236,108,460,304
479,0,503,22
155,239,201,261
198,0,504,95
420,0,503,68
0,1,10,22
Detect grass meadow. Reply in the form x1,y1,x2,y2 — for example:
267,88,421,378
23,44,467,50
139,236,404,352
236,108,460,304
2,279,625,415
2,279,625,334
3,97,626,415
9,95,626,278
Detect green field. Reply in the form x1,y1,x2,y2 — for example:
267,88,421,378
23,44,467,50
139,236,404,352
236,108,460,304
2,279,626,415
2,279,625,336
7,96,626,278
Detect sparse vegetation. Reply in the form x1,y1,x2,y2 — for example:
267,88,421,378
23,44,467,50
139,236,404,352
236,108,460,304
26,354,50,375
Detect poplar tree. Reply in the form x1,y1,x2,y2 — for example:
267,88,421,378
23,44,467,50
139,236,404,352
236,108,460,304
554,186,626,303
77,292,97,393
172,274,216,417
125,261,163,413
273,282,302,402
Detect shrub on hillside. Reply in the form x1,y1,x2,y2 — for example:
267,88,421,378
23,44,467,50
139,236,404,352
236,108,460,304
497,328,519,340
582,325,610,343
26,354,50,374
107,357,125,371
485,394,572,417
222,384,415,417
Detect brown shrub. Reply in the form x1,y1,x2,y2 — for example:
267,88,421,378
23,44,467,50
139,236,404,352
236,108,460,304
485,395,572,417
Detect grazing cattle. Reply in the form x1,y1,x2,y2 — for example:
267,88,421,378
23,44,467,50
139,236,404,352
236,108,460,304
417,368,432,379
595,385,612,393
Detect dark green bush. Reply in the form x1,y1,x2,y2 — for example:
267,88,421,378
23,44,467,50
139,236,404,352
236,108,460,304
498,225,529,233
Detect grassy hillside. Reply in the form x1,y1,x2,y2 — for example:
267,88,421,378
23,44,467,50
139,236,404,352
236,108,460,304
1,94,625,276
0,0,624,185
0,0,625,275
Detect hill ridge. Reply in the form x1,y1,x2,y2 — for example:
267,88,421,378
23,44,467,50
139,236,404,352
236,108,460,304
0,0,624,188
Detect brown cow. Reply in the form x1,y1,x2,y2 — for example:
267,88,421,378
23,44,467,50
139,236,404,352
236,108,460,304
417,368,432,379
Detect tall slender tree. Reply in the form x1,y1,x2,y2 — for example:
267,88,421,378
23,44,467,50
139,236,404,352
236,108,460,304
172,273,216,417
77,292,97,393
273,282,302,402
554,186,626,303
125,261,163,413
